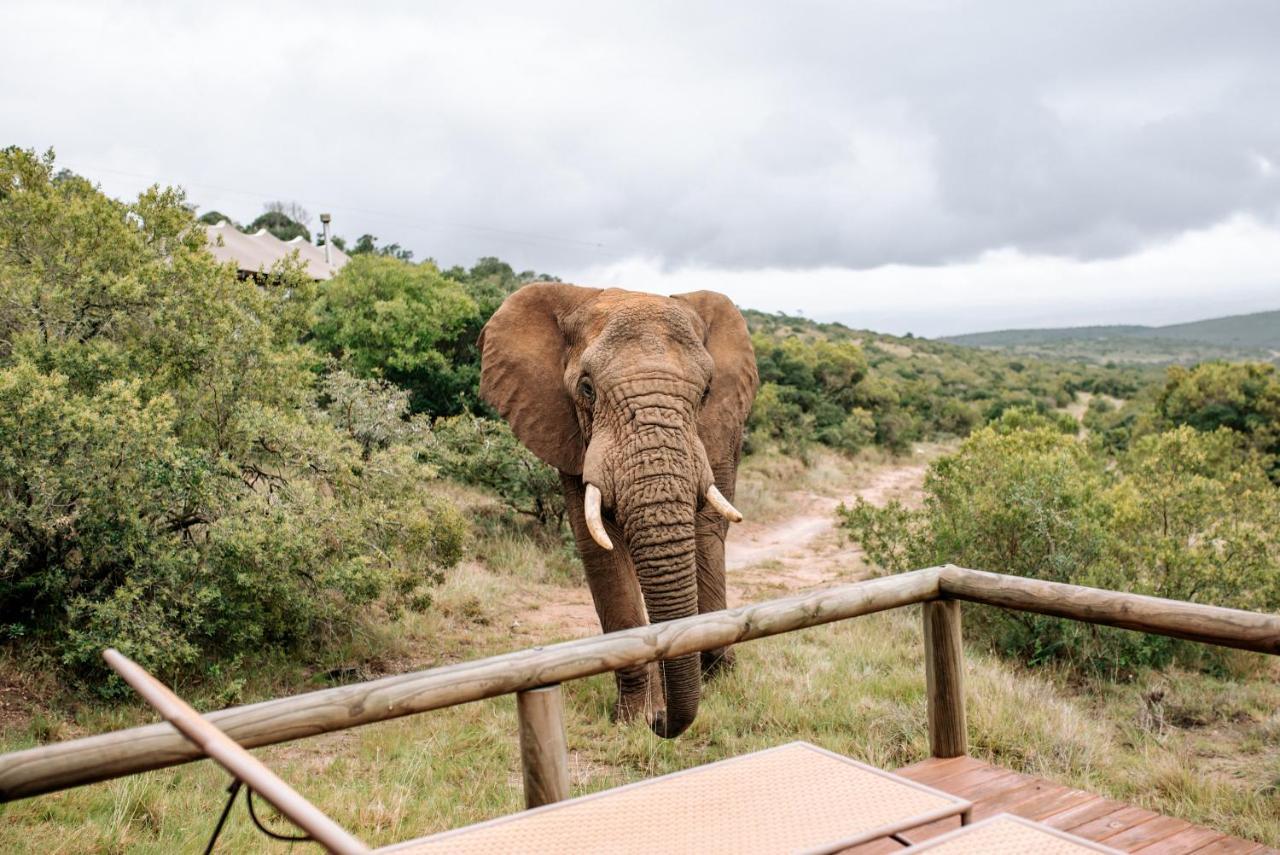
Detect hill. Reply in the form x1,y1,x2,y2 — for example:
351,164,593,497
942,308,1280,364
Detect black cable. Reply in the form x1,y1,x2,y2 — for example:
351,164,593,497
203,779,243,855
245,785,313,843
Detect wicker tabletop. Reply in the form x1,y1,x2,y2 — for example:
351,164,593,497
380,741,971,855
900,813,1124,854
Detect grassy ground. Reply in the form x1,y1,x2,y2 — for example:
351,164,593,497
2,451,1278,852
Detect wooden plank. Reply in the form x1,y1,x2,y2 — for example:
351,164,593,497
1040,797,1131,832
1068,805,1162,842
902,779,1098,844
1003,784,1097,822
1131,826,1226,855
0,568,943,801
894,816,963,846
923,600,967,758
966,777,1066,820
916,762,1023,796
1104,815,1197,851
894,756,985,787
896,760,1044,844
516,685,570,809
939,566,1280,656
948,769,1037,803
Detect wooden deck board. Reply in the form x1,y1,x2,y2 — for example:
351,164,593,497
1131,826,1228,855
895,757,1276,855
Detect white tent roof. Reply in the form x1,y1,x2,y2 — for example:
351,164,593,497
204,222,349,280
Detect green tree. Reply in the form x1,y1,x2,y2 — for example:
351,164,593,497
347,233,413,261
198,209,236,226
1109,427,1279,610
246,209,310,242
309,254,479,415
840,426,1118,671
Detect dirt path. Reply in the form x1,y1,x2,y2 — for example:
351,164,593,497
520,452,932,638
726,457,927,603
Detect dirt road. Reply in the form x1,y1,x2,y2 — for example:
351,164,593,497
726,457,927,602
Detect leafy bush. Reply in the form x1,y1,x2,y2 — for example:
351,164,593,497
424,414,566,530
1155,362,1280,478
1108,427,1279,610
309,254,480,416
990,406,1080,435
0,148,464,692
839,422,1280,677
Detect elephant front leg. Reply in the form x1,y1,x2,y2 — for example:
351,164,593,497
583,553,662,723
561,474,663,723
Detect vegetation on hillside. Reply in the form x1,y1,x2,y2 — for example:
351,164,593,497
745,309,1152,454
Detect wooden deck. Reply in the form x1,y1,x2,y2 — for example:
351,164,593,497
842,756,1277,855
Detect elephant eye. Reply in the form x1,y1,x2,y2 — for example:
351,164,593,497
701,383,712,405
578,377,596,403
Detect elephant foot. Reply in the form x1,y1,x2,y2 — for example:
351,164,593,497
701,646,736,680
611,692,651,724
612,664,664,724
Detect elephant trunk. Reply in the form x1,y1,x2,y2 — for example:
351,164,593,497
626,508,701,738
614,426,702,738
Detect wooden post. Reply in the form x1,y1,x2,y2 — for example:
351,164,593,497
923,599,967,758
516,684,570,809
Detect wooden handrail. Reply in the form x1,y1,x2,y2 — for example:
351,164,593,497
0,568,942,802
3,565,1279,804
938,566,1280,655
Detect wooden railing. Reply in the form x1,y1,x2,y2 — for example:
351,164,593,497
2,565,1278,809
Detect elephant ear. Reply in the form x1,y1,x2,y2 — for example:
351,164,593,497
672,290,759,463
479,283,600,474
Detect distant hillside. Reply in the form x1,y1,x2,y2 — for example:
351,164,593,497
943,309,1280,365
740,309,1158,454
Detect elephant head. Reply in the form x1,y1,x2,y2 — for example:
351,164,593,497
479,285,757,737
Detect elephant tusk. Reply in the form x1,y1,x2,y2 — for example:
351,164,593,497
706,485,743,523
584,483,614,551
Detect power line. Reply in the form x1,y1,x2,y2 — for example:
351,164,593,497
66,162,608,252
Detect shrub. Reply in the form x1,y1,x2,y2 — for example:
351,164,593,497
1155,362,1280,479
839,422,1280,677
746,382,813,456
991,406,1079,435
424,414,566,530
1108,427,1279,611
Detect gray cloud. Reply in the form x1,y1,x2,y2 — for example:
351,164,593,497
4,1,1280,281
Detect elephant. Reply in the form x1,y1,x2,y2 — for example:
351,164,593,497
479,284,758,738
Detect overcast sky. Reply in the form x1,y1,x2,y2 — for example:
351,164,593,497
5,2,1279,335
